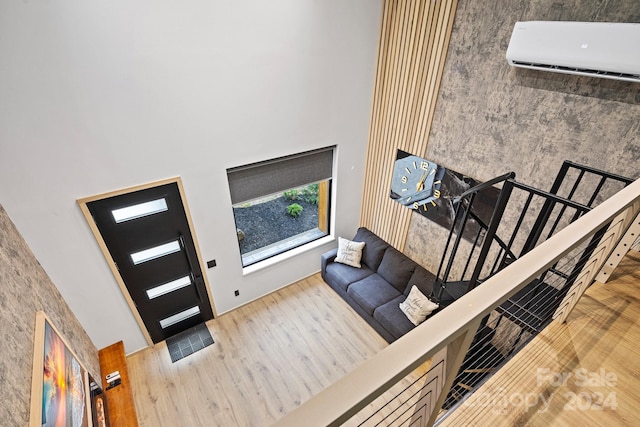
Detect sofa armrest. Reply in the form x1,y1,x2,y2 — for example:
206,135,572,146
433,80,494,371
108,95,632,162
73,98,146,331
321,248,339,276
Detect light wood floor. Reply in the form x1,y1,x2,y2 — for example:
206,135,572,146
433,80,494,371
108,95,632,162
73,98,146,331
126,273,390,427
127,253,640,427
439,251,640,427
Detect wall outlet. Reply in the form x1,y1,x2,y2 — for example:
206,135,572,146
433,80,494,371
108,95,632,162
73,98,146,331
234,290,240,296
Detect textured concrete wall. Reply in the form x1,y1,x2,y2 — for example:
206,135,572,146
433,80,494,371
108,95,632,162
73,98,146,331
405,0,640,271
0,205,99,426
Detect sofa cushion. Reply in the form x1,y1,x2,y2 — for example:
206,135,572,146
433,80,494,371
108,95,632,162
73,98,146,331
404,266,436,298
324,262,375,292
374,295,417,339
347,275,402,315
335,237,366,268
399,285,439,326
377,247,417,293
353,227,389,271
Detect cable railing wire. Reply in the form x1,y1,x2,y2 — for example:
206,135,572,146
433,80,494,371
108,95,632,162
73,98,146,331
339,163,634,426
440,222,616,411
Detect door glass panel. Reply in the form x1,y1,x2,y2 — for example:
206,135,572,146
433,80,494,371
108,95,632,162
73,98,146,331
112,198,168,223
159,306,201,329
130,240,181,265
146,276,192,300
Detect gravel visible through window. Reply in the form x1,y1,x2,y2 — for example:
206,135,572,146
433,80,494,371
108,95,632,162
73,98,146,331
233,196,320,254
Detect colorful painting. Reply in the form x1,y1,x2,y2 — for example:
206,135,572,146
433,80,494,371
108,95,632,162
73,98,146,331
30,311,91,427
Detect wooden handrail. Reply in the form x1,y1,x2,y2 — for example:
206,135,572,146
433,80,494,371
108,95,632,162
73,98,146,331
273,178,640,427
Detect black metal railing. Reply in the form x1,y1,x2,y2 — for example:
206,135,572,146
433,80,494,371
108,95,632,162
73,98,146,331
433,172,516,304
274,177,640,427
436,161,633,411
434,161,632,306
440,227,622,413
519,160,633,257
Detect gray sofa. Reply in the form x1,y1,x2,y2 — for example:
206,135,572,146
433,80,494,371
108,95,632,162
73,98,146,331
321,227,438,343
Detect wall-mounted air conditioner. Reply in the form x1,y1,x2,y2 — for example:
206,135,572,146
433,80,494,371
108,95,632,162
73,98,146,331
506,21,640,83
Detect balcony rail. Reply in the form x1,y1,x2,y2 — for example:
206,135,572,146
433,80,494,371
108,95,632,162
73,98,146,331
273,177,640,427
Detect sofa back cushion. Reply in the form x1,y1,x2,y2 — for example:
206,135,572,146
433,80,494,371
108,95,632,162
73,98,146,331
404,266,437,298
353,227,389,271
377,247,417,292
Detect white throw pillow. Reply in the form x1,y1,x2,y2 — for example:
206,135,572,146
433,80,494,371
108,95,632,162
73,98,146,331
335,237,366,268
399,285,439,326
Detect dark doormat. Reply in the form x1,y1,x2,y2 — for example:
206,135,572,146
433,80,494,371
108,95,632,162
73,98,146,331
166,323,214,363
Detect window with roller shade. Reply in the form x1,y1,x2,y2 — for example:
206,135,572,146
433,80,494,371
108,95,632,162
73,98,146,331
227,146,334,267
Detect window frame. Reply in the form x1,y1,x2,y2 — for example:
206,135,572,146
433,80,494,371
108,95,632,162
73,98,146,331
226,147,335,270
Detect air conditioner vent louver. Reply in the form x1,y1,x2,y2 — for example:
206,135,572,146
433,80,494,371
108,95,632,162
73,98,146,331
510,60,640,82
506,21,640,83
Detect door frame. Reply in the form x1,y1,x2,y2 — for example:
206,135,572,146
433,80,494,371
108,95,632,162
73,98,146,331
78,176,217,346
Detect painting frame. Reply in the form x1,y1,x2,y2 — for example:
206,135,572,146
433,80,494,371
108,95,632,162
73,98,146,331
89,374,110,427
418,166,501,243
29,311,92,427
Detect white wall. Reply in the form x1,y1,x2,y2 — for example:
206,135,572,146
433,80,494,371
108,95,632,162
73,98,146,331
0,0,381,353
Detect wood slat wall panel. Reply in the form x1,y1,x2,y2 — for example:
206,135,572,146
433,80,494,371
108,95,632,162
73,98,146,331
360,0,458,250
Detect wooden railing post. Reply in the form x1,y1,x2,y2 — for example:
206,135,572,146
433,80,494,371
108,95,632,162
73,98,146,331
425,320,480,426
404,347,448,426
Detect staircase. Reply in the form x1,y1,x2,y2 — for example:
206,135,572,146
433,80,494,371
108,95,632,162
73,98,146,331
431,160,633,411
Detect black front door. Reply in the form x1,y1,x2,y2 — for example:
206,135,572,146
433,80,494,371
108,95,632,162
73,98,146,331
86,180,214,343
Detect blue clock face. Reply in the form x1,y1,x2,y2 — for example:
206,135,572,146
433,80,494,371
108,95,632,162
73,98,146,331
391,152,444,211
390,149,503,244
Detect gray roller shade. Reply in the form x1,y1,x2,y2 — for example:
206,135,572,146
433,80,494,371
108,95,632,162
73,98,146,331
227,146,334,204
